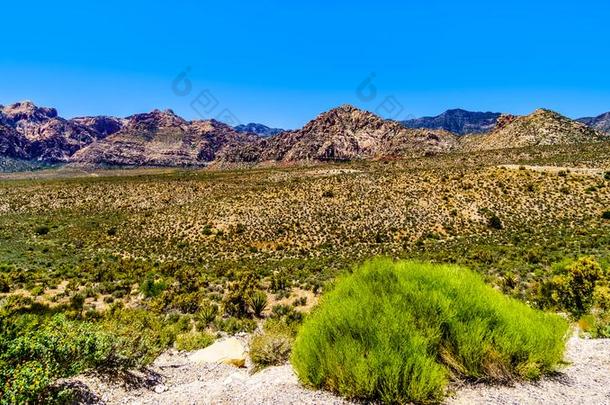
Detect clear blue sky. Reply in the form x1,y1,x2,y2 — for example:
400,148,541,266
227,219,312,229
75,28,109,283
2,1,609,128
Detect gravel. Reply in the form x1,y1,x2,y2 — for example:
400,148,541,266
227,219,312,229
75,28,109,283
63,335,610,404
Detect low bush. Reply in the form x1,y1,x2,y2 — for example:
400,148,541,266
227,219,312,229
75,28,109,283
250,320,294,371
248,291,268,317
174,331,215,351
537,257,605,317
291,259,568,404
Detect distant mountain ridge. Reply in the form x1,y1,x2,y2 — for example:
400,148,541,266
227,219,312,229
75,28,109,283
401,109,502,135
577,112,610,134
234,123,284,137
461,109,607,151
0,101,609,169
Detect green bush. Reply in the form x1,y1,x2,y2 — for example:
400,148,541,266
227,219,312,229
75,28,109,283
291,259,568,404
0,314,114,403
196,302,219,330
248,291,268,318
602,211,610,220
538,257,605,317
250,321,294,371
140,274,167,298
174,331,215,351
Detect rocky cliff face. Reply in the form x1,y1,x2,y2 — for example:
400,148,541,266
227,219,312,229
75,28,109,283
0,101,123,162
577,112,610,134
71,110,258,166
402,109,501,135
461,109,608,151
219,105,458,164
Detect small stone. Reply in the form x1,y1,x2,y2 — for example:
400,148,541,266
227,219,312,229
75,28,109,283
154,384,167,394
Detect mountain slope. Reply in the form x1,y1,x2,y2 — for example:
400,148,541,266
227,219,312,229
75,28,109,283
461,109,607,151
402,109,501,135
577,112,610,134
219,105,458,164
0,101,123,162
71,110,258,166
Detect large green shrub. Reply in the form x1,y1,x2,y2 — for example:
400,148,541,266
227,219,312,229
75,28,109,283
291,259,568,404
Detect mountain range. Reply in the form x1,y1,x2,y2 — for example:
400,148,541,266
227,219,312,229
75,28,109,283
1,101,608,169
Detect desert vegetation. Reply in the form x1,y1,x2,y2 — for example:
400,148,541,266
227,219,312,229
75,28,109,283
1,142,610,402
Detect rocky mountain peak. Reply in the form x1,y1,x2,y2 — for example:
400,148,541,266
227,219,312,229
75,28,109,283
494,114,518,130
1,101,58,125
234,123,284,137
125,109,187,131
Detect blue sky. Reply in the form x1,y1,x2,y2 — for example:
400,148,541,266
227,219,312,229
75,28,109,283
1,1,609,128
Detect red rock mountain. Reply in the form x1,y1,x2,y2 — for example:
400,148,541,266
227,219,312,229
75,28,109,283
0,101,122,162
217,105,458,164
71,110,258,166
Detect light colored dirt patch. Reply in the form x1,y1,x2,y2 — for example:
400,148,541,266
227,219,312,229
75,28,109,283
500,164,605,177
266,287,318,314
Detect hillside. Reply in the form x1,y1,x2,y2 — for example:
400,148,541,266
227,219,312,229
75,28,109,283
219,105,457,164
71,110,258,166
402,109,501,135
0,101,122,162
578,112,610,134
461,109,608,151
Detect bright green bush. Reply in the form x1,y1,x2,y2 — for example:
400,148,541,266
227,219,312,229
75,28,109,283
291,259,568,404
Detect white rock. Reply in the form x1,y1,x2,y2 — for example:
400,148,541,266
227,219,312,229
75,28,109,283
188,337,247,368
153,384,167,394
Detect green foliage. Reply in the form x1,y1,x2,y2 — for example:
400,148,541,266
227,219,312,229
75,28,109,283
214,317,257,334
538,257,605,317
174,331,215,351
248,291,268,318
196,302,219,330
291,259,568,404
34,225,50,236
579,312,610,338
250,320,294,371
222,272,257,317
0,275,9,293
140,274,167,298
488,213,504,230
602,211,610,220
0,314,113,403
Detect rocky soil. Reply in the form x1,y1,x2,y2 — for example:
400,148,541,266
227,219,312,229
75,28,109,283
62,335,610,405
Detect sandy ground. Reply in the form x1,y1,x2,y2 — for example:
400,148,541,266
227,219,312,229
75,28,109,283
63,335,610,405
